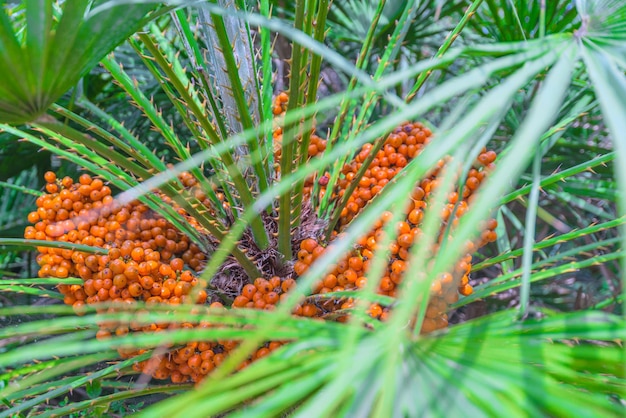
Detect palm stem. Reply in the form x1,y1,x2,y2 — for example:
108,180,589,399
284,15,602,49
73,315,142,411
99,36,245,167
207,13,270,196
277,0,308,261
291,0,330,225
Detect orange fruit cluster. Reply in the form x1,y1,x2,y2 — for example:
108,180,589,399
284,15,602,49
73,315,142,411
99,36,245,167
284,121,498,333
130,273,310,383
25,170,297,384
232,275,317,319
233,276,292,309
25,93,498,385
25,172,207,317
336,123,428,227
271,92,327,196
130,301,284,383
272,91,289,116
24,171,231,383
272,91,327,157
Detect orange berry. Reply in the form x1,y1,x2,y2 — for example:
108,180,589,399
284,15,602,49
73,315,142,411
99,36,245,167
131,247,144,262
440,273,453,285
390,260,406,274
56,266,69,278
408,209,423,225
233,295,250,308
459,284,473,296
45,224,64,238
301,304,317,317
200,361,214,374
269,276,281,289
379,277,394,292
254,278,271,294
241,284,256,299
300,238,318,253
264,292,279,305
281,278,296,293
397,233,413,248
323,274,338,289
396,221,410,235
368,304,383,318
44,171,57,183
255,347,270,359
294,261,308,276
343,269,357,283
79,173,92,185
27,211,39,223
348,256,363,271
443,291,458,304
355,277,367,288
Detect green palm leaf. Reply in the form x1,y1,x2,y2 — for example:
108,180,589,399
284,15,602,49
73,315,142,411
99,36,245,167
0,0,159,123
136,310,624,417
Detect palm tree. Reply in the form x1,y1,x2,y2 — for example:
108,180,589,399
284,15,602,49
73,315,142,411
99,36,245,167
0,1,624,416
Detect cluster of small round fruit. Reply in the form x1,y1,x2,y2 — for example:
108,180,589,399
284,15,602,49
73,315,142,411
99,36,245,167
24,170,311,384
129,273,312,383
231,275,318,316
271,91,327,197
131,310,285,384
281,121,498,333
25,172,208,317
336,123,430,227
25,93,498,384
24,171,232,384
